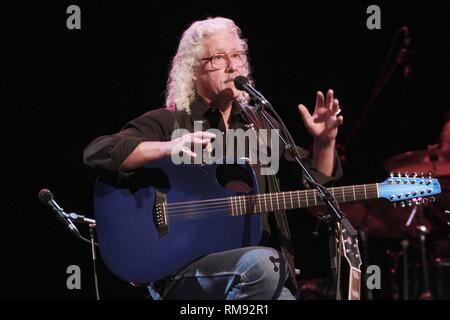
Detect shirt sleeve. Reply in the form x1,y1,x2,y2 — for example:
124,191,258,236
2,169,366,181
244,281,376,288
282,146,343,187
83,108,174,180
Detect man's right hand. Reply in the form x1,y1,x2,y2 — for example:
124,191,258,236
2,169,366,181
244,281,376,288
166,131,216,158
121,131,216,172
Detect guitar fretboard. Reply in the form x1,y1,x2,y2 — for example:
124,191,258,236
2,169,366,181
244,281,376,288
229,184,379,216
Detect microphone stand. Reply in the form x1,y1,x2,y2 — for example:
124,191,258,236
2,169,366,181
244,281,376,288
253,99,357,300
89,223,100,300
66,212,101,300
341,26,410,152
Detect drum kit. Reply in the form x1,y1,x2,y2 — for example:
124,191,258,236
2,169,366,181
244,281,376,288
341,146,450,300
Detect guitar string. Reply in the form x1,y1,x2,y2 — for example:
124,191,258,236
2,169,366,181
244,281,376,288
165,184,379,207
165,184,431,220
167,188,380,213
166,188,382,218
166,182,430,210
167,185,379,209
168,194,430,223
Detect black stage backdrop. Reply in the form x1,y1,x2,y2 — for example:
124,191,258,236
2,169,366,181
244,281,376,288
2,1,449,299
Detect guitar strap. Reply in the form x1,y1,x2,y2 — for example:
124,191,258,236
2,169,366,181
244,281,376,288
241,106,299,298
171,109,184,132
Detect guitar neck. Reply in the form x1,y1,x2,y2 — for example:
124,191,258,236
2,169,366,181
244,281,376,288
229,184,378,216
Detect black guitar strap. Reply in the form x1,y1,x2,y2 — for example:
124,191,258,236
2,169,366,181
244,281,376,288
171,109,184,132
242,106,299,298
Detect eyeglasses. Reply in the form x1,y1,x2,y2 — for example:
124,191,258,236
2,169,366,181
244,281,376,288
200,51,248,69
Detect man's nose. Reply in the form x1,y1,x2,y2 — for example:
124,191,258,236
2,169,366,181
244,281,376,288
226,58,238,72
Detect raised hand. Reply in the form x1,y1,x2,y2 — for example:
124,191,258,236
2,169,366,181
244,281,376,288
298,89,343,145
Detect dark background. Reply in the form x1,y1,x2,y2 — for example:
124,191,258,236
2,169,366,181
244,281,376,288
2,1,449,299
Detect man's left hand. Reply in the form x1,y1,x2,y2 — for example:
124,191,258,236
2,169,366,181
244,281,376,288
298,89,343,145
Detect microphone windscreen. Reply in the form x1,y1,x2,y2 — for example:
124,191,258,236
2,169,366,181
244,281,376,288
233,76,249,90
39,188,53,203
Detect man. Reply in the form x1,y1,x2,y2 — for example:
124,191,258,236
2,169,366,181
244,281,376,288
84,17,343,300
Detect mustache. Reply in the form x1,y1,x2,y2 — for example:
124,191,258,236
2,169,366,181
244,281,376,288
224,75,245,84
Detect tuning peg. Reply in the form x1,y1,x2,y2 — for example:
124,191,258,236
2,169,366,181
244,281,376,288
428,171,433,178
421,172,425,178
407,200,413,206
397,172,402,178
405,172,410,178
412,172,418,178
417,225,429,233
400,202,406,208
430,196,436,203
423,198,429,204
389,172,394,178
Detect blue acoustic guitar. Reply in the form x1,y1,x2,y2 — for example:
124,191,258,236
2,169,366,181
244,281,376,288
93,159,441,284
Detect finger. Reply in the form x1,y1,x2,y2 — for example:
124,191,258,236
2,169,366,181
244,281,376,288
193,131,216,139
173,146,197,158
331,98,340,115
183,148,197,158
298,104,312,124
315,91,324,109
326,89,334,109
205,141,213,154
191,137,212,146
336,115,344,126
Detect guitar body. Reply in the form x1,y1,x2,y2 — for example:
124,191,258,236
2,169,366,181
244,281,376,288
94,159,261,284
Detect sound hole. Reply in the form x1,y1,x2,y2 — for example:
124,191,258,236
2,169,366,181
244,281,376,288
216,164,253,193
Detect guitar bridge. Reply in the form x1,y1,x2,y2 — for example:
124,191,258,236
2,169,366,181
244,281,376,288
153,191,168,238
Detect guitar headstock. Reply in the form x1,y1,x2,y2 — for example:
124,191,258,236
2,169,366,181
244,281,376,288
340,226,362,271
340,224,362,300
379,172,441,207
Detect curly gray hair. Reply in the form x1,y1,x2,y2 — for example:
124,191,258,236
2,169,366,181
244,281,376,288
165,17,251,114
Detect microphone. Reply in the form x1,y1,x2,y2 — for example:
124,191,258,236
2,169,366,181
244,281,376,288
39,188,81,238
401,26,413,80
234,76,272,108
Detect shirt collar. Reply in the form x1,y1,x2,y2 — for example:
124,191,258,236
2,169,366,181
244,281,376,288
190,97,245,122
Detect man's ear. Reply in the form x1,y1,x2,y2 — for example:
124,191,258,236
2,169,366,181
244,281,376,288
192,67,199,81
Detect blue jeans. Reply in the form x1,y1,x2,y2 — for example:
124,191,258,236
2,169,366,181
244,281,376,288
148,246,295,300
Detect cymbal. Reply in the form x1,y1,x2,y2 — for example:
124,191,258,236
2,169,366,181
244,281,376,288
384,148,450,177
